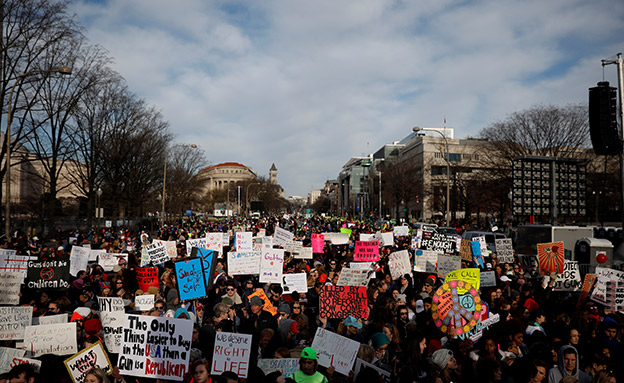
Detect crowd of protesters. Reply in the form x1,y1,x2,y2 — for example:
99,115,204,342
1,215,623,383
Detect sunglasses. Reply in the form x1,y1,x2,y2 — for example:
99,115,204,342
280,313,288,317
293,306,301,309
226,288,235,291
155,306,164,310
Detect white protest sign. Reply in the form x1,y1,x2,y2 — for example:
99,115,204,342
323,232,350,245
64,341,112,383
273,227,294,246
0,347,25,373
23,322,77,356
135,295,155,311
257,358,299,378
311,327,359,376
295,247,313,259
0,250,28,280
481,271,497,287
552,260,582,292
145,242,168,266
337,268,372,287
354,358,391,383
98,297,125,354
69,246,90,276
186,238,208,257
211,332,252,378
0,272,22,305
381,232,394,247
495,238,514,263
388,250,411,280
518,255,540,278
284,240,303,254
260,248,284,284
359,233,375,241
476,236,488,255
89,249,104,262
154,240,178,259
227,251,261,275
39,314,68,325
140,248,150,267
206,233,224,257
591,267,624,305
393,226,409,237
413,250,438,273
118,315,193,380
437,255,461,278
0,307,32,340
98,253,119,272
281,273,308,294
235,232,253,252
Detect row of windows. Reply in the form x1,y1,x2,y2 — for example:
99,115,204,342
433,152,479,161
220,169,247,174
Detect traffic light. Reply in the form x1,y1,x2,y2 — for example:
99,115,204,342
589,81,622,155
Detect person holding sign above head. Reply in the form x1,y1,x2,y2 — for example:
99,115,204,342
288,347,330,383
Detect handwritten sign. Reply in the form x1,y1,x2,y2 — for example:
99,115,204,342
354,241,379,262
419,232,457,254
578,274,596,306
98,253,126,272
206,233,224,257
248,289,277,316
281,273,308,294
324,232,350,245
591,267,624,306
537,241,564,275
0,250,28,280
137,267,159,292
26,257,70,290
211,332,252,378
39,314,68,325
135,295,155,311
98,297,125,354
69,246,90,276
311,327,359,376
458,239,472,262
273,227,294,246
23,322,77,356
311,234,325,253
0,347,25,373
480,270,496,287
388,250,411,280
319,285,368,319
413,250,438,273
260,248,284,284
64,341,112,383
145,242,168,266
235,232,253,252
227,251,261,275
284,240,302,255
257,358,299,377
495,238,514,263
437,255,461,278
519,255,540,278
0,307,32,340
552,260,582,292
175,258,207,301
337,268,372,287
0,272,22,305
296,247,313,259
153,240,178,259
394,226,409,237
445,268,481,293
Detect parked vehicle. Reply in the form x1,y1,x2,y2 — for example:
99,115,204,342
462,231,507,252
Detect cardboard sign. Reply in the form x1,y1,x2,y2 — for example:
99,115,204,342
495,238,514,263
23,322,77,356
388,250,411,280
248,289,277,316
337,268,372,287
211,332,252,378
284,240,302,255
26,257,70,289
260,248,284,284
273,227,294,246
257,358,299,378
186,238,209,257
175,258,207,301
311,327,359,376
552,260,582,291
0,307,32,340
354,241,380,262
281,273,308,294
145,242,168,266
136,267,159,292
518,255,540,278
0,347,25,373
206,233,224,257
64,341,112,383
319,285,368,319
419,232,457,254
480,271,496,287
227,251,261,275
118,315,192,380
0,272,22,305
235,232,253,252
135,295,155,311
413,250,438,273
311,234,325,253
98,297,125,354
437,255,461,278
458,239,472,262
537,241,565,275
445,268,481,293
393,225,409,237
195,248,218,289
69,246,90,276
354,358,391,383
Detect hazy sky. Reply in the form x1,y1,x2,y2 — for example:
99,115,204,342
70,0,624,197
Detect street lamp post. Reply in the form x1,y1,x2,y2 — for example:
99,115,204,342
95,187,103,228
161,144,197,225
413,126,450,226
4,67,72,238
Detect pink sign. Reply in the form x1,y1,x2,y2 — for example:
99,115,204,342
311,234,325,253
354,241,379,261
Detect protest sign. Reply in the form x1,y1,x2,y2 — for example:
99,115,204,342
186,238,208,256
145,242,168,266
0,272,22,305
0,250,28,280
437,255,461,278
260,248,284,284
420,232,457,254
552,260,582,291
23,322,77,356
337,268,372,287
257,358,299,377
0,347,25,373
413,250,438,273
0,307,32,340
175,258,207,301
26,257,70,290
319,285,368,319
615,280,624,312
380,232,394,247
388,250,411,280
578,274,597,306
281,273,308,294
495,238,514,263
458,239,472,262
295,247,313,259
537,241,565,275
140,248,150,267
206,233,224,257
153,240,178,259
480,271,496,287
340,228,352,237
354,241,379,262
98,297,125,354
354,358,391,383
69,246,90,276
445,268,481,293
248,289,277,316
211,332,252,378
470,241,484,268
284,240,302,255
89,249,104,262
360,233,375,241
39,314,68,325
273,227,294,246
432,281,482,338
311,327,359,376
311,234,325,253
393,225,409,237
135,295,155,311
194,248,217,289
136,267,159,292
118,314,192,380
591,267,624,306
323,232,350,245
98,253,123,272
518,255,540,278
64,341,112,383
235,232,253,252
228,251,261,275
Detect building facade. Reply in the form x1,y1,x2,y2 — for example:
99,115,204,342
196,162,258,193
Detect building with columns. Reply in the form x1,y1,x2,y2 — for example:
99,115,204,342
196,162,258,192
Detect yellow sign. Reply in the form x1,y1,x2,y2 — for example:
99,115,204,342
445,268,480,294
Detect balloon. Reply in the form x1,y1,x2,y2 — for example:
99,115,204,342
596,253,607,264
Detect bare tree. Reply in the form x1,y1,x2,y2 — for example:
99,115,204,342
165,145,209,216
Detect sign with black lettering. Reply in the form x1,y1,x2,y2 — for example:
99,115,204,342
319,285,368,319
211,332,252,378
552,260,582,291
26,257,70,290
64,341,112,383
419,232,457,255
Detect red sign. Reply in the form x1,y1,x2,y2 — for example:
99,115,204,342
136,267,159,292
319,285,368,319
354,241,379,261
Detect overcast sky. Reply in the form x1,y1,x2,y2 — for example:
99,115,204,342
70,0,624,197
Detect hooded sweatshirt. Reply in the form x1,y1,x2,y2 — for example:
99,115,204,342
547,345,591,383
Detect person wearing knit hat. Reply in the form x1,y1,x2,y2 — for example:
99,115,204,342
84,318,103,337
371,332,391,371
431,348,459,383
288,347,330,383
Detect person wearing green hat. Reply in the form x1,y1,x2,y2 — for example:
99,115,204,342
287,347,330,383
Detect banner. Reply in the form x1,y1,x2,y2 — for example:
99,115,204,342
413,250,437,273
337,268,372,287
136,267,159,292
319,285,368,319
354,241,379,262
227,251,261,275
135,295,155,311
248,289,277,316
118,315,193,380
26,257,70,290
388,250,411,280
23,322,77,356
419,232,457,254
273,227,294,246
311,234,325,253
0,307,32,340
495,238,514,263
0,272,22,305
235,232,253,252
211,332,252,378
69,246,90,276
437,255,461,278
98,297,125,354
175,258,207,301
537,241,565,275
260,248,284,284
145,243,168,266
552,260,582,291
311,327,359,376
257,358,299,377
64,341,112,383
281,273,308,294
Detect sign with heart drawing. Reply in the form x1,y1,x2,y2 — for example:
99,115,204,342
23,322,77,357
64,341,112,383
